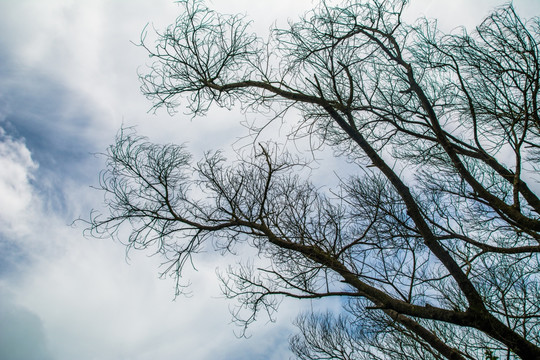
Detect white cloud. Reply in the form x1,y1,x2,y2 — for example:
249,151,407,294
0,129,38,237
7,231,302,360
404,0,540,32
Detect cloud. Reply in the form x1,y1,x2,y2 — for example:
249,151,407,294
0,129,38,237
7,234,302,360
0,294,54,360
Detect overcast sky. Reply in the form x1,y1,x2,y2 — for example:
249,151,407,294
0,1,539,359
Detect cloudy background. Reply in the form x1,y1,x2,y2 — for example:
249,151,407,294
0,0,538,359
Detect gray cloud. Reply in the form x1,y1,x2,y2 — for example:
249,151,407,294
0,295,54,360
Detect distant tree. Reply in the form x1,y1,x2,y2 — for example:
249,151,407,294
89,0,540,358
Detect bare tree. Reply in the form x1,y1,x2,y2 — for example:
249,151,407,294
89,0,540,358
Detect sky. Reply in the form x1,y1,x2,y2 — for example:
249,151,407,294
0,0,538,359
